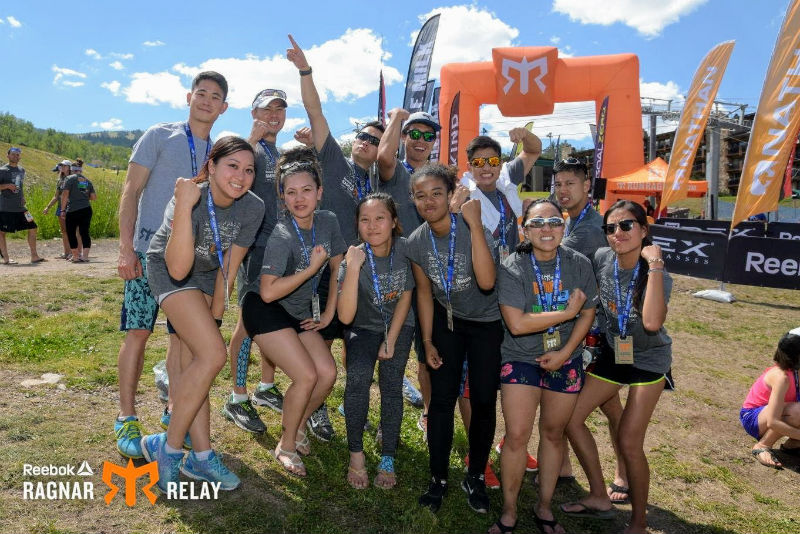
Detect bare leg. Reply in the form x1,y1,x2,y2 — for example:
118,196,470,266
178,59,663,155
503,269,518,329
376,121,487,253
298,331,337,423
418,362,431,414
118,329,150,416
28,228,42,262
0,231,9,262
58,216,70,255
600,393,628,499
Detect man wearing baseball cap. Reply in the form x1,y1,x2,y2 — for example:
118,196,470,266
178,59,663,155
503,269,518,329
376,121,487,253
223,88,289,435
0,147,46,264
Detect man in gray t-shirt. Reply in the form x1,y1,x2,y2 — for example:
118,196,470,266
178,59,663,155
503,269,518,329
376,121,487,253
113,71,229,460
553,158,606,259
0,147,45,264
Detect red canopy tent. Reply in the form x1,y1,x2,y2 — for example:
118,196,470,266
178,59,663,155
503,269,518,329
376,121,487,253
602,157,708,212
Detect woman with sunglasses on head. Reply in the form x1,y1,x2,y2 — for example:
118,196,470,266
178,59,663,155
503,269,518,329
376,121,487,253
337,192,415,490
141,136,264,493
406,162,502,515
43,160,79,259
242,146,345,477
490,199,596,534
562,200,672,534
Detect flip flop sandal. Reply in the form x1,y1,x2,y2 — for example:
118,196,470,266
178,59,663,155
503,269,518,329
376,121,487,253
533,512,562,534
272,447,306,477
374,456,396,489
2,259,18,265
295,430,310,456
752,447,783,469
560,502,616,519
488,519,517,533
31,258,47,263
347,465,369,490
608,482,630,504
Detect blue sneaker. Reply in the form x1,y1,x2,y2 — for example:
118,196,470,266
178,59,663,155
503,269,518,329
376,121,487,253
181,450,240,491
115,416,144,459
403,376,424,408
160,409,192,449
141,432,184,493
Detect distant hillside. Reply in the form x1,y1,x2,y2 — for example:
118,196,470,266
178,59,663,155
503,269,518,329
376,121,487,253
0,112,132,169
71,130,144,149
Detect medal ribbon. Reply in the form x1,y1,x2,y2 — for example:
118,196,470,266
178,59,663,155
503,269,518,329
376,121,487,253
613,256,641,339
184,122,212,177
530,251,561,334
428,213,457,310
290,216,318,296
365,242,394,334
565,202,592,238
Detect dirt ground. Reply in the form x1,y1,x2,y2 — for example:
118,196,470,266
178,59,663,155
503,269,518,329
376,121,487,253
0,238,119,277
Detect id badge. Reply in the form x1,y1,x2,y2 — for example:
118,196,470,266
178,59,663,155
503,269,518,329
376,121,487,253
312,293,321,323
614,336,634,365
499,245,510,262
543,330,561,351
446,302,454,331
23,211,33,223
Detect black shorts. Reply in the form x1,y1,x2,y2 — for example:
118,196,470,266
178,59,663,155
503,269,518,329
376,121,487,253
316,263,343,341
587,342,674,390
0,211,36,232
242,292,304,337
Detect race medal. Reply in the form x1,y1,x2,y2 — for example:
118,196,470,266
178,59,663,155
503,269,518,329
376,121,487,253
23,211,33,223
614,336,634,365
543,330,561,351
312,293,321,323
499,245,510,262
446,302,454,331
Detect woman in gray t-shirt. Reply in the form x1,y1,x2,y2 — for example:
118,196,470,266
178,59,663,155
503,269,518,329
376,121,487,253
140,137,262,492
493,199,597,534
563,200,671,534
337,193,415,490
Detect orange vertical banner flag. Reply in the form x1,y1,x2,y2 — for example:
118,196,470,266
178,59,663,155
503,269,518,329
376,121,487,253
660,41,735,210
732,0,800,228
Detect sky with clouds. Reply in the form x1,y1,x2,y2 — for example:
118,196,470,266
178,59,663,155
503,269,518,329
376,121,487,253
0,0,793,152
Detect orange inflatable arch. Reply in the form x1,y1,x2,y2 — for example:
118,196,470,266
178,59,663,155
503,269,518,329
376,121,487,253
437,46,644,209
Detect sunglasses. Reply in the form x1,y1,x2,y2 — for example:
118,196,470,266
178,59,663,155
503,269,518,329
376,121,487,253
355,131,381,147
524,216,564,229
601,219,638,235
470,156,501,168
406,129,436,142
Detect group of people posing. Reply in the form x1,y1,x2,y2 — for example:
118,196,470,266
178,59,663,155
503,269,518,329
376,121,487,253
110,35,674,534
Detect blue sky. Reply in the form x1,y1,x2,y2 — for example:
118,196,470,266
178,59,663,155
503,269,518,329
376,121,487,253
0,0,793,153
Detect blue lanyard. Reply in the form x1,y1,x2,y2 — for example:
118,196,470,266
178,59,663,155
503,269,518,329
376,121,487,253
496,190,508,249
401,160,414,174
206,186,229,305
290,216,318,295
530,251,561,334
613,256,641,338
258,140,277,166
351,161,372,200
565,202,593,238
184,123,211,177
428,214,457,307
365,242,394,330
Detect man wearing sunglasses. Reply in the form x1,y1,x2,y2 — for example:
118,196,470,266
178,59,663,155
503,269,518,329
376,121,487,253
554,157,606,259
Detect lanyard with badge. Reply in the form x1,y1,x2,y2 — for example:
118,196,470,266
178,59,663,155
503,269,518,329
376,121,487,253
565,202,592,238
352,162,372,200
429,213,457,331
496,190,510,261
184,123,211,177
258,139,278,172
613,256,640,364
365,242,394,354
530,251,562,351
291,217,322,323
206,186,231,310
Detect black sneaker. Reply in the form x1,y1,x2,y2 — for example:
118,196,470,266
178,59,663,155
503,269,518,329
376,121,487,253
252,385,284,414
419,477,448,512
307,404,334,442
222,398,266,434
461,473,489,513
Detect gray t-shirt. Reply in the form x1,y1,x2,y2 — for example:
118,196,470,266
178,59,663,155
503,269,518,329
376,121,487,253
386,163,423,237
593,247,673,374
62,174,95,212
146,183,264,299
337,237,416,332
131,121,212,253
562,205,606,260
406,214,500,322
0,164,25,212
505,156,526,185
261,210,347,320
317,132,373,247
497,246,598,366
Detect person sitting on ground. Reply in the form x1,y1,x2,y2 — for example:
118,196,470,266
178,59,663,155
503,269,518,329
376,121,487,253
741,328,800,469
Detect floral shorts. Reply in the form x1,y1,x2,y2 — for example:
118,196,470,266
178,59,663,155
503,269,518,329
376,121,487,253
499,358,584,394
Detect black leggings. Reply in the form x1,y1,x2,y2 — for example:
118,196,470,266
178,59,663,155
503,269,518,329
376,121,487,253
66,206,92,249
427,301,503,480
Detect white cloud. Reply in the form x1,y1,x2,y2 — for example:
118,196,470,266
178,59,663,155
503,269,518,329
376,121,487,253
415,6,519,79
640,79,683,102
85,48,102,60
552,0,709,37
109,61,124,71
549,36,561,45
6,16,21,28
281,139,304,151
91,118,124,130
283,117,306,131
213,130,242,142
143,40,165,47
0,19,4,24
480,102,595,151
101,80,121,96
123,71,187,108
110,52,134,60
52,65,87,87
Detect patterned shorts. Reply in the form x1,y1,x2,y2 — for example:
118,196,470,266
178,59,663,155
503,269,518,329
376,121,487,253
120,252,159,332
499,358,584,394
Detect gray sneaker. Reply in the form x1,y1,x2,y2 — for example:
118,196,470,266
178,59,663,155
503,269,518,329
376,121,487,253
252,385,284,413
222,398,266,434
307,404,334,442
